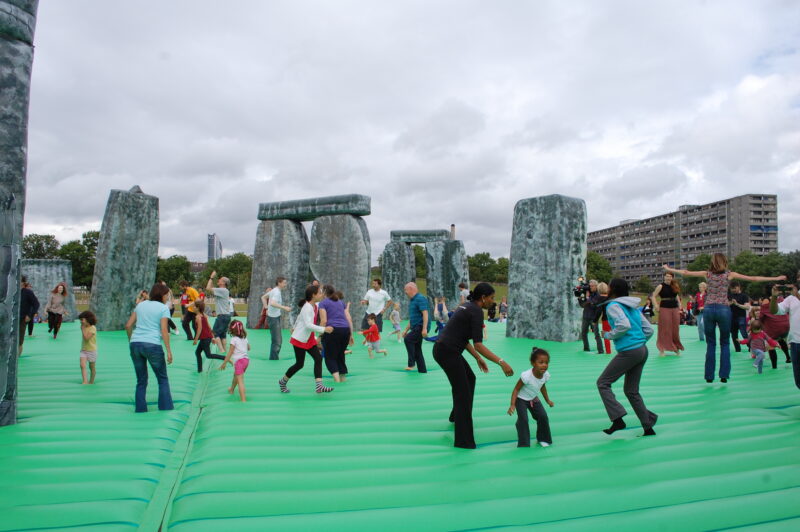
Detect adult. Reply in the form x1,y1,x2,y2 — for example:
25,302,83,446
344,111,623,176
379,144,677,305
19,276,39,354
597,278,658,437
771,277,800,389
652,272,684,356
265,277,292,360
458,282,470,304
179,280,200,341
124,282,174,413
319,284,354,382
44,282,69,339
664,254,785,383
206,271,233,354
694,282,707,341
729,281,750,352
759,297,790,367
433,282,514,449
579,279,604,354
277,284,334,394
360,278,392,332
402,282,429,373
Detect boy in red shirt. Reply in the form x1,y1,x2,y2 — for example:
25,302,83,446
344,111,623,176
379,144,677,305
360,313,388,358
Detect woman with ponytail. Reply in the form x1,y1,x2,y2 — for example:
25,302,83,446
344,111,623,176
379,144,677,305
433,282,514,449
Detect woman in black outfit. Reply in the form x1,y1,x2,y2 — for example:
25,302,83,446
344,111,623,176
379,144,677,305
433,283,514,449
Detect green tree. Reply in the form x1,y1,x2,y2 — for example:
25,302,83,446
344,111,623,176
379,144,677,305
634,276,653,294
56,231,100,287
156,255,192,292
682,254,711,295
468,252,497,282
197,252,253,298
413,245,426,279
495,257,509,283
586,251,612,283
22,233,60,259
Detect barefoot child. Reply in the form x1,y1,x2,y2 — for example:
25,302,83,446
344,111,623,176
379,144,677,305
78,311,98,384
389,302,402,342
220,320,250,401
360,313,388,358
507,347,554,447
193,300,225,372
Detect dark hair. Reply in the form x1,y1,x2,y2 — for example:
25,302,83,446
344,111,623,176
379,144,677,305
530,346,550,363
458,282,466,289
21,275,27,283
229,319,247,338
710,253,728,274
367,313,377,321
730,280,741,290
179,280,189,287
276,276,286,285
298,284,320,308
373,278,382,286
467,282,495,302
194,299,206,314
335,290,345,301
149,282,170,303
608,278,630,299
78,310,97,326
323,284,338,300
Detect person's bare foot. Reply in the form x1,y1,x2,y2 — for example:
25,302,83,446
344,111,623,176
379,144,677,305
404,366,414,371
659,351,666,357
228,387,234,394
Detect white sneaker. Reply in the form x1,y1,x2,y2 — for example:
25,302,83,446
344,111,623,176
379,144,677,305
539,442,551,447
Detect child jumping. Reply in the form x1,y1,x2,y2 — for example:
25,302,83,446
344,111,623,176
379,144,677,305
78,310,97,384
389,302,402,342
740,319,778,374
220,320,250,401
193,300,225,372
508,347,554,447
360,313,388,358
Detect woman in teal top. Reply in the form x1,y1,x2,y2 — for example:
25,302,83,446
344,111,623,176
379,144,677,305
596,278,658,437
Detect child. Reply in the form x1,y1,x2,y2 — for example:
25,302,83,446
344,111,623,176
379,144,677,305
78,310,98,384
597,282,612,355
220,320,250,401
740,319,778,374
193,300,225,372
388,302,402,342
507,347,554,448
360,313,388,358
433,297,449,332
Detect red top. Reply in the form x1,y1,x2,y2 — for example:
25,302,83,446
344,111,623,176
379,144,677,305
198,314,213,340
290,306,319,350
759,303,789,338
360,324,380,342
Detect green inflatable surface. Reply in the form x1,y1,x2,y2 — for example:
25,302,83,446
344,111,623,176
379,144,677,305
1,320,798,531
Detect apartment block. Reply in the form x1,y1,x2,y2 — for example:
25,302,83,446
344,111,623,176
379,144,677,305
587,194,778,284
207,233,222,262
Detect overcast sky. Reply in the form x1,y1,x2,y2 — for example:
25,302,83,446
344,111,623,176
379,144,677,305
25,1,800,263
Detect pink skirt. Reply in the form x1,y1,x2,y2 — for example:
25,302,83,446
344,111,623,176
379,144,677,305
656,307,684,352
234,358,250,375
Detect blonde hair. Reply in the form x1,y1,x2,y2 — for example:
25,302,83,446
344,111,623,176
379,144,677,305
597,282,609,295
710,253,728,274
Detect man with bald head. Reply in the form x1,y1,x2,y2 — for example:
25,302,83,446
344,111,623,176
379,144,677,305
206,271,233,354
402,282,429,373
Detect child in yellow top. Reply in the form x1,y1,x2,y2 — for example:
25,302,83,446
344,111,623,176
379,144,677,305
78,310,98,384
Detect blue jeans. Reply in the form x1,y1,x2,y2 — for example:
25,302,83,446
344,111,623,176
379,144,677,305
268,316,282,360
130,342,174,413
791,343,800,390
704,304,732,380
696,312,705,341
731,316,748,351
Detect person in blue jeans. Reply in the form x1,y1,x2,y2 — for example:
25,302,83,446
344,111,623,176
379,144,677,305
125,283,175,412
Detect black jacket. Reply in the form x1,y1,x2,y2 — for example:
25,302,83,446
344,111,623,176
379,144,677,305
20,287,39,318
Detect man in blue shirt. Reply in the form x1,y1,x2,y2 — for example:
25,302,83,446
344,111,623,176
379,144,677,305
402,282,429,373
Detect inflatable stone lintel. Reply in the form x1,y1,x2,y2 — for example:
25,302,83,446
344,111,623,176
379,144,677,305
390,229,450,243
258,194,371,222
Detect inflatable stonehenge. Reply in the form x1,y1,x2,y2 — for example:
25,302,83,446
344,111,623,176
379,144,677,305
381,230,469,319
247,194,371,329
20,259,78,322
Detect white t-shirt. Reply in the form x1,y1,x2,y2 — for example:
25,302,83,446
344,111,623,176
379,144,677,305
459,288,470,301
517,369,551,401
267,287,283,318
776,295,800,344
363,288,391,315
230,336,249,362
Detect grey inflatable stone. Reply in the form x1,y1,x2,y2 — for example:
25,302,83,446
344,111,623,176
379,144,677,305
89,187,159,331
247,219,309,329
258,194,371,222
380,241,415,319
21,259,78,322
309,215,370,314
0,0,39,426
390,230,450,243
425,240,469,313
507,194,587,341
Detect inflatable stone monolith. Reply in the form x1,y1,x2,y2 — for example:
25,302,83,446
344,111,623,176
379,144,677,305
21,259,78,321
309,215,371,313
507,194,586,341
89,187,159,331
425,240,469,312
247,219,309,329
380,241,415,319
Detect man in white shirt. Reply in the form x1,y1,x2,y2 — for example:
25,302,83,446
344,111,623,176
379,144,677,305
361,279,393,332
771,276,799,389
265,277,292,360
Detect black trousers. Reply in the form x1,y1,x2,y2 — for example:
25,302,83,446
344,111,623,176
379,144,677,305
581,317,603,352
182,310,197,340
322,327,350,375
47,311,63,337
768,337,790,368
515,397,552,447
287,344,323,379
194,338,225,371
433,343,476,449
404,325,427,373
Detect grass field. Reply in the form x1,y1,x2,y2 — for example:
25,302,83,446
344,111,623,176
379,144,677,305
2,318,798,531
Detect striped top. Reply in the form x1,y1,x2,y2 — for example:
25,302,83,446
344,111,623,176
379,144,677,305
705,271,729,305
